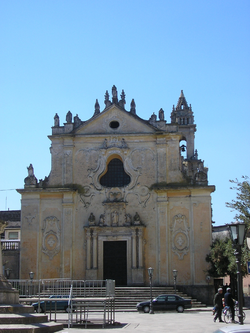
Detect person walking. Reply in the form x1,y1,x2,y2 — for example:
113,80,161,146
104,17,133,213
224,287,235,323
213,287,224,322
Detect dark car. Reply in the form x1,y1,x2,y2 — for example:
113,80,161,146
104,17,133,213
136,294,192,313
32,295,74,313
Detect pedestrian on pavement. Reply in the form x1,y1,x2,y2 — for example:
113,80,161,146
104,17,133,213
224,287,235,322
213,287,224,322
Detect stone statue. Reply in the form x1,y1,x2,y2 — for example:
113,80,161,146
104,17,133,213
88,213,96,226
94,99,100,116
24,164,37,187
130,99,136,114
124,213,132,226
28,164,34,177
111,211,119,226
66,111,72,123
159,108,165,121
99,214,105,226
54,113,60,127
134,212,141,225
74,114,81,128
112,85,118,103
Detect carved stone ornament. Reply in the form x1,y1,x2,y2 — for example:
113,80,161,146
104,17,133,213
88,213,96,226
25,213,36,225
0,220,7,234
42,216,61,260
170,214,190,260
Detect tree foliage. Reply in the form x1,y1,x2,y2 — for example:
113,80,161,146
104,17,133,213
226,176,250,225
206,237,249,278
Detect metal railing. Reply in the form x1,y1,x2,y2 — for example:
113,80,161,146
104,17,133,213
8,279,115,298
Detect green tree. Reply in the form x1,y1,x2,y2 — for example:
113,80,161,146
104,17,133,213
226,176,250,225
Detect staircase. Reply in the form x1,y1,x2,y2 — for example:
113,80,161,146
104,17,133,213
114,286,206,311
0,304,63,333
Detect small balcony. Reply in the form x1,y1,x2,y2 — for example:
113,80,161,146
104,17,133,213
1,240,20,250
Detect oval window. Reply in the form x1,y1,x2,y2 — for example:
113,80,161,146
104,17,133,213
109,121,120,129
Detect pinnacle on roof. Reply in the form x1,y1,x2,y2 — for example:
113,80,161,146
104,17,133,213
176,90,189,110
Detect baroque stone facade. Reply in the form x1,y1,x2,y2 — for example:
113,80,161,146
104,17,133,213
18,86,215,286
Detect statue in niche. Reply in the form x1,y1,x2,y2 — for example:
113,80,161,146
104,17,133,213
99,214,105,227
88,213,96,226
66,111,72,123
133,212,141,225
111,211,119,226
124,213,132,226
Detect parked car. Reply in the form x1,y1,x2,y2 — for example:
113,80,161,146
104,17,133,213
213,325,250,333
136,294,192,313
32,295,74,313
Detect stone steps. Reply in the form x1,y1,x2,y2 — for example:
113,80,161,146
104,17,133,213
113,286,206,311
0,305,63,333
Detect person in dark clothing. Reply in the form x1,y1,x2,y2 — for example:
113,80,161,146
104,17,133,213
224,287,235,322
213,288,224,322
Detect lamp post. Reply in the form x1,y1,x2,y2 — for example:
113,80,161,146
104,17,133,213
148,267,154,314
228,222,246,325
173,269,178,294
29,271,34,297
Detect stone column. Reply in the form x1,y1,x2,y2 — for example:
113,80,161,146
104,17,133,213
138,229,143,268
93,230,98,269
86,230,91,270
132,229,137,268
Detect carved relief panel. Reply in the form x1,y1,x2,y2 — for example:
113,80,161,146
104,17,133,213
170,214,190,260
42,216,61,260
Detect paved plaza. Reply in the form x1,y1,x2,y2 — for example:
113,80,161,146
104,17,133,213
56,308,250,333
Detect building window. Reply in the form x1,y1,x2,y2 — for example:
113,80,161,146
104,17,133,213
8,232,19,240
100,158,131,188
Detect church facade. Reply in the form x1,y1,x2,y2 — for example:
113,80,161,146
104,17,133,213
18,86,215,288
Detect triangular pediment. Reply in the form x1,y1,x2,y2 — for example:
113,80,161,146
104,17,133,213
75,105,157,135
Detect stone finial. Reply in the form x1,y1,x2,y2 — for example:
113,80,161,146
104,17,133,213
159,108,165,121
104,90,111,108
94,99,100,116
24,164,37,188
130,99,136,114
54,113,59,127
119,90,126,108
112,85,118,104
66,111,72,123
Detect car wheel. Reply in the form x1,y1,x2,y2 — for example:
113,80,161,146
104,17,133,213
177,305,184,313
143,305,150,313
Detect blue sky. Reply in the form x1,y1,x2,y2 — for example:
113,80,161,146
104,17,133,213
0,0,249,226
